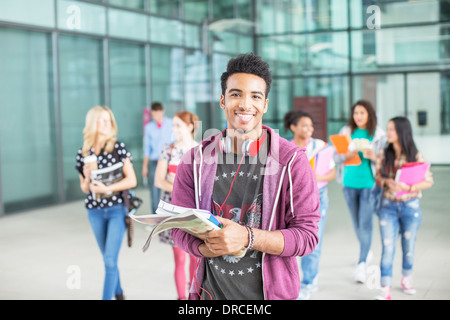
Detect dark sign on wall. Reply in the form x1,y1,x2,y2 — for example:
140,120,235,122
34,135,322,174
293,96,328,141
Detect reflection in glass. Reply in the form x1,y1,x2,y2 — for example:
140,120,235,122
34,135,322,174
351,25,450,72
149,16,183,46
0,0,55,28
256,0,348,34
109,0,144,10
184,49,211,131
184,0,209,23
0,28,58,212
109,42,147,182
59,35,104,201
352,74,405,130
108,8,147,41
149,0,180,18
150,46,183,117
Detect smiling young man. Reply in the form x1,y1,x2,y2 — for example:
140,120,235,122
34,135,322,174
170,53,320,300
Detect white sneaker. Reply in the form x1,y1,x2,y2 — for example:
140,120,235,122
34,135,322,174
354,262,367,283
297,284,314,300
401,276,417,295
374,286,392,300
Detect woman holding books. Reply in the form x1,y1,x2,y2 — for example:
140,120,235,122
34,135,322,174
374,116,433,300
284,110,336,300
75,106,137,300
154,110,199,300
334,100,386,284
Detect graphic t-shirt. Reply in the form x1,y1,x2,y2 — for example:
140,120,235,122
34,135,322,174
201,136,268,300
343,128,374,189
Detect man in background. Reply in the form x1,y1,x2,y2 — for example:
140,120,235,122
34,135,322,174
143,102,173,213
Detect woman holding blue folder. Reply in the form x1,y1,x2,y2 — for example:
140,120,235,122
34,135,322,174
374,116,433,300
284,110,336,300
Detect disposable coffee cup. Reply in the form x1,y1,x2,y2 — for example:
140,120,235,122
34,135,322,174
84,155,98,199
84,155,98,170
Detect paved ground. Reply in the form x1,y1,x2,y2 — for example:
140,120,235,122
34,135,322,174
0,166,449,300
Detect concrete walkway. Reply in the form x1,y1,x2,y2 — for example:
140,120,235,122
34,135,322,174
0,166,449,300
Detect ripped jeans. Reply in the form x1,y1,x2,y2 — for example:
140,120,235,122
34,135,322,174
378,197,422,287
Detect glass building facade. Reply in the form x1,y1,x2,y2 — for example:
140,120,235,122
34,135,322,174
0,0,449,215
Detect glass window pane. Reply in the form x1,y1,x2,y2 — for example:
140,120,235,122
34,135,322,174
304,32,349,74
185,50,211,129
149,16,183,45
257,0,347,34
109,0,144,10
57,0,106,35
238,35,253,53
237,0,252,21
442,73,450,134
256,0,275,34
109,41,147,184
213,0,235,20
212,31,239,54
262,33,348,76
0,28,58,212
149,0,180,18
293,0,348,32
59,35,105,201
108,8,147,41
266,78,290,131
259,35,302,76
150,46,183,116
351,25,449,72
351,0,441,28
407,73,444,164
185,23,201,48
212,53,232,130
0,0,55,28
407,73,441,136
352,74,405,131
184,0,209,23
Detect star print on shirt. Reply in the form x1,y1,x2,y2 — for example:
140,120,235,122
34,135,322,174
214,170,260,181
208,260,262,278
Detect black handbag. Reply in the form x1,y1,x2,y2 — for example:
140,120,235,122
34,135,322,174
123,190,142,247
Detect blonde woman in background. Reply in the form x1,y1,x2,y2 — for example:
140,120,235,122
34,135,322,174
75,106,137,300
154,110,199,300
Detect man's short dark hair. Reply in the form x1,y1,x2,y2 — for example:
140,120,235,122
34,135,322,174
220,53,272,98
151,102,163,111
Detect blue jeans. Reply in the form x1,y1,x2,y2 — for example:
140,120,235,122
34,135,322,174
88,204,127,300
343,185,379,263
149,160,161,214
300,186,329,286
378,198,422,287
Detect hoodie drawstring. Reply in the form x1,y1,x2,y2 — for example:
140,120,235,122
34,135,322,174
287,152,297,217
198,144,203,205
